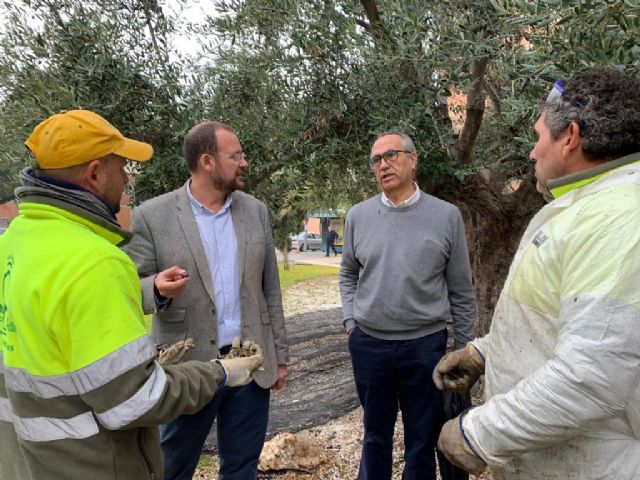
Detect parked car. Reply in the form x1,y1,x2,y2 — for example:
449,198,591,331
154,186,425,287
290,232,322,251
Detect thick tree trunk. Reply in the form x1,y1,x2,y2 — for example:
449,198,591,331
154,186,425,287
452,169,545,336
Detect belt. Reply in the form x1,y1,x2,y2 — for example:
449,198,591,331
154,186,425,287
218,345,232,357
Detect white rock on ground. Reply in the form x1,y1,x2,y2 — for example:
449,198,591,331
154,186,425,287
258,432,326,472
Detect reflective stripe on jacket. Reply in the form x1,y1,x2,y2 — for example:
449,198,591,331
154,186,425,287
0,200,224,479
0,349,29,478
467,154,640,480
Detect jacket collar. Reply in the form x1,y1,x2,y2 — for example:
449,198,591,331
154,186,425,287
15,168,131,246
547,152,640,199
18,200,131,246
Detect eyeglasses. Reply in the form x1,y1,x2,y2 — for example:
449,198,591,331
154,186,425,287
369,149,413,168
229,152,245,163
206,151,246,163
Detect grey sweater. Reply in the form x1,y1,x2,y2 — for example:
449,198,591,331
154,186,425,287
339,192,475,347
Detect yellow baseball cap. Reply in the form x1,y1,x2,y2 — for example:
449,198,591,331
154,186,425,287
25,109,153,169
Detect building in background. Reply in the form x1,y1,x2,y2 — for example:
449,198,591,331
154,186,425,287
0,197,18,234
305,210,344,253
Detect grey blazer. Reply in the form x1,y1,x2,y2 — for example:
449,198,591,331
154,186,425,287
124,183,288,389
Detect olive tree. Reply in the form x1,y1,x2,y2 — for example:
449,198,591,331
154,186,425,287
188,0,639,329
0,0,189,200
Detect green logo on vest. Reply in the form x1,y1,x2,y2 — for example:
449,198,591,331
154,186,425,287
0,255,16,352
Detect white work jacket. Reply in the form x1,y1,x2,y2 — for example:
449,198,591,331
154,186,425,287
466,153,640,480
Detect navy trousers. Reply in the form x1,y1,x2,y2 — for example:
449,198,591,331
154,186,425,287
325,243,337,256
160,381,270,480
349,327,447,480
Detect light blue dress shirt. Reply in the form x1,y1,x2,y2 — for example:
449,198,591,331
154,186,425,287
187,183,241,347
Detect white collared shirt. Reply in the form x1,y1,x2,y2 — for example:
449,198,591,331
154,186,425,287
381,181,420,208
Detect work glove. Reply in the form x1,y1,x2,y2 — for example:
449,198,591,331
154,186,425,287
433,343,485,394
223,337,261,358
437,415,487,476
216,345,264,387
157,338,195,365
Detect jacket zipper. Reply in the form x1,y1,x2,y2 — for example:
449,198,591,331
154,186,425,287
138,429,155,480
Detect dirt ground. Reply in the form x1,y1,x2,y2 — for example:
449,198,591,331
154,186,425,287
280,275,342,316
195,275,492,480
256,408,491,480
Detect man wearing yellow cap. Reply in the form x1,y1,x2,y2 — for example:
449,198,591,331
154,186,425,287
0,110,264,479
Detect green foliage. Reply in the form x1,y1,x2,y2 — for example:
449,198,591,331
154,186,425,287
187,0,639,240
1,0,638,229
486,0,640,158
190,1,522,200
0,0,189,198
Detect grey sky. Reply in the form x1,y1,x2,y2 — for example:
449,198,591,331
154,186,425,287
168,0,216,56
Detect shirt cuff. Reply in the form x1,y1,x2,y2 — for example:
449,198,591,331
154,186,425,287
214,360,228,387
469,341,486,362
153,276,171,311
462,408,489,463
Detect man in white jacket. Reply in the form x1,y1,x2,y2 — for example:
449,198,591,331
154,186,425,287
434,68,640,480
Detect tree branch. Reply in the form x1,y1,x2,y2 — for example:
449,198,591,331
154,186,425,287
448,57,488,165
359,0,384,41
41,0,67,31
355,19,371,32
142,5,171,84
484,76,502,115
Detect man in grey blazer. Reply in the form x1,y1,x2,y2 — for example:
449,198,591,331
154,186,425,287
125,121,289,480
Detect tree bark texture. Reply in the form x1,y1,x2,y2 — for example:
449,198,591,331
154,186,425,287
359,0,381,27
280,238,291,271
359,0,384,41
449,57,489,165
452,169,545,336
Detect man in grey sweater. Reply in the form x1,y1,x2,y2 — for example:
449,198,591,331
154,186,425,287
340,131,475,480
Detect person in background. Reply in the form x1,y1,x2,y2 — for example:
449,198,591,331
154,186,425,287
325,225,338,256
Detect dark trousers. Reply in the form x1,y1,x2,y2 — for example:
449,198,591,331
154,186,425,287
438,391,472,480
349,327,447,480
160,381,270,480
325,241,337,256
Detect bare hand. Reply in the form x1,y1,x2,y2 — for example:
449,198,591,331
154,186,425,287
155,266,189,299
271,365,288,390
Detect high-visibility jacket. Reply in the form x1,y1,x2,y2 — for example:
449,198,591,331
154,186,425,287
0,198,224,480
466,153,640,480
0,344,29,477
